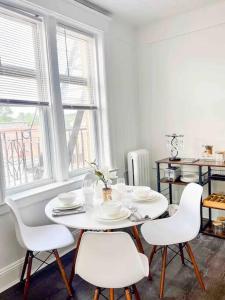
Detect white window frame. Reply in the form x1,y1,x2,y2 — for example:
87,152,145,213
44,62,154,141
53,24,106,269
0,6,54,196
0,1,110,203
56,22,101,177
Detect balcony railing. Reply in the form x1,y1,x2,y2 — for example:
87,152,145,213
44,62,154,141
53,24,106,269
0,126,90,188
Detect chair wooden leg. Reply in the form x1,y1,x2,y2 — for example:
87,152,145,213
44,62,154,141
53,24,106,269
159,246,167,299
132,284,140,300
53,250,73,297
24,252,33,300
132,226,145,254
20,250,30,283
148,245,157,280
185,242,205,291
93,287,100,300
109,288,115,300
125,287,132,300
178,243,185,265
69,229,84,286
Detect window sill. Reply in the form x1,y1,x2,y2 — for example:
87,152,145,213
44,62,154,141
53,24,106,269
0,175,85,215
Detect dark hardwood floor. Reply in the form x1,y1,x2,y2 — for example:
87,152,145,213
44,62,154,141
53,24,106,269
1,234,225,300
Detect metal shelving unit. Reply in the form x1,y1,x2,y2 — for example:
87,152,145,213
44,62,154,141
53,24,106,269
156,158,225,239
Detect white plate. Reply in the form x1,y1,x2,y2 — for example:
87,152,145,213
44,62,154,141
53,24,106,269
132,191,159,202
53,198,83,210
95,207,131,222
180,175,198,183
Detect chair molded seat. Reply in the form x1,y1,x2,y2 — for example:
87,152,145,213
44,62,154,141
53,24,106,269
141,215,197,246
21,224,74,252
75,231,149,298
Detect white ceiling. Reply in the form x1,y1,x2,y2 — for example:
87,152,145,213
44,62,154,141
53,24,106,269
89,0,223,25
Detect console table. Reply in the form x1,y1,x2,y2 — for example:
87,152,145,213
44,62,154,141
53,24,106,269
156,158,225,239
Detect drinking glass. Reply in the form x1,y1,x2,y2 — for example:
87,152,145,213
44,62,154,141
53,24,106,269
82,173,95,210
117,177,126,193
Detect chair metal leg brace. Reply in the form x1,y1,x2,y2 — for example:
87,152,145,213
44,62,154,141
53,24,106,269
156,243,205,298
93,285,140,300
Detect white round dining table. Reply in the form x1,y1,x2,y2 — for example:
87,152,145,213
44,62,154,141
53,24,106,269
45,189,168,231
45,188,168,285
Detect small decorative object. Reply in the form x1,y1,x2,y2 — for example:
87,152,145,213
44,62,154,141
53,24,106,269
166,133,184,161
164,167,181,182
87,161,112,201
201,145,214,160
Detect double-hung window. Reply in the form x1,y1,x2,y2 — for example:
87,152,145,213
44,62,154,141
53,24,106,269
57,25,98,175
0,4,104,198
0,8,52,192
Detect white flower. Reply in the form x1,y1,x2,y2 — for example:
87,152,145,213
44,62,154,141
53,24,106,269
99,166,110,181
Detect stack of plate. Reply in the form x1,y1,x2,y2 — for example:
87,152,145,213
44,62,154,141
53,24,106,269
53,197,83,211
180,174,198,183
95,207,131,223
132,189,159,202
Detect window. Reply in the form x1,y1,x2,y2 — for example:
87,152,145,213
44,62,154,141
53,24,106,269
0,4,104,197
0,9,52,191
57,25,98,174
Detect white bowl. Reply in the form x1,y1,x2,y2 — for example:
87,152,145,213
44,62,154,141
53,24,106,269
58,192,77,206
133,186,151,199
101,201,122,217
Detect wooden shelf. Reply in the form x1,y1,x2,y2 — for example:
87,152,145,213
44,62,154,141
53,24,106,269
202,220,225,239
160,177,208,186
160,177,187,185
156,157,225,168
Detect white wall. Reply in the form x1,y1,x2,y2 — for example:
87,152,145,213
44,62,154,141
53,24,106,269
105,19,139,173
0,0,139,291
138,1,225,200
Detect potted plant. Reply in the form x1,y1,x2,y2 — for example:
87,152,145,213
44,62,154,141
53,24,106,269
88,161,112,201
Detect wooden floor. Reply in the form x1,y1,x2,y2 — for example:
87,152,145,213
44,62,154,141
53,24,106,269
1,233,225,300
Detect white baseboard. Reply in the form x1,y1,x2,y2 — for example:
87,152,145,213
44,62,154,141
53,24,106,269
0,229,80,293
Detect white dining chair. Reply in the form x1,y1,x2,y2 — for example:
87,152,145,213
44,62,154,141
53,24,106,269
6,198,74,300
75,231,149,300
141,183,205,298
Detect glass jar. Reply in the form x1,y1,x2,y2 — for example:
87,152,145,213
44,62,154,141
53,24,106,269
212,220,223,235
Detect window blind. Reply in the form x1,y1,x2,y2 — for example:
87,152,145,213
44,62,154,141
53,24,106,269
56,25,96,107
0,10,48,105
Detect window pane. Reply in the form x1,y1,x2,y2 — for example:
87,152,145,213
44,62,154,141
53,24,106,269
60,83,90,105
0,75,39,101
0,11,48,104
64,109,96,172
0,106,50,189
57,29,90,78
57,26,96,105
0,14,36,69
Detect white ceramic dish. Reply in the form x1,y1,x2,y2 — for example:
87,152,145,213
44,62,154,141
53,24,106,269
100,201,122,217
180,174,198,183
58,192,77,206
133,186,151,199
54,198,82,210
132,191,158,202
96,207,131,222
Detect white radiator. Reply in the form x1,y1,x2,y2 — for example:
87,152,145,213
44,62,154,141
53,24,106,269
127,149,150,187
